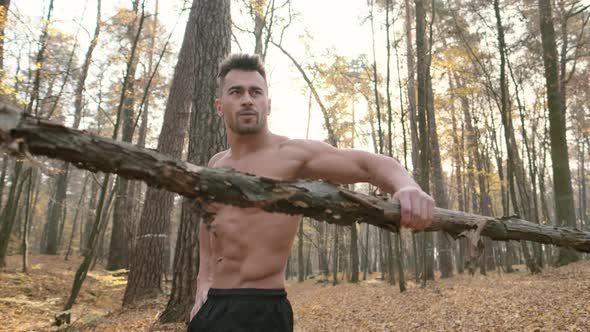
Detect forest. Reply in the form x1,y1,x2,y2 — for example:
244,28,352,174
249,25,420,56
0,0,589,331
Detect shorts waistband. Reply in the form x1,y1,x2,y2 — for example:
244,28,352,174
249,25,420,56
207,288,287,297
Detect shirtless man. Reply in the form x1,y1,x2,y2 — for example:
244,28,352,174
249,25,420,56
187,54,434,332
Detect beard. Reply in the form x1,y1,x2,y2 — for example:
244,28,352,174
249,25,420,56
229,111,265,135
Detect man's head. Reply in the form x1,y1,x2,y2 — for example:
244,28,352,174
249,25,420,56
216,54,270,136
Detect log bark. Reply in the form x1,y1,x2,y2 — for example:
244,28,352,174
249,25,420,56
1,110,589,253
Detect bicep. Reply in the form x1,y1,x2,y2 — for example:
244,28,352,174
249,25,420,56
297,143,373,184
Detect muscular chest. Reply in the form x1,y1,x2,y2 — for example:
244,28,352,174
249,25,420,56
214,150,300,181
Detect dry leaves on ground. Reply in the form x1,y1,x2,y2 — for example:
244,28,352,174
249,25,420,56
1,255,589,332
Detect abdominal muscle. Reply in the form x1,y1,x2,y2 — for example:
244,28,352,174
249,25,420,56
208,205,300,289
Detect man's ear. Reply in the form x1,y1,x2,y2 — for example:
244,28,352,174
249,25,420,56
215,98,223,117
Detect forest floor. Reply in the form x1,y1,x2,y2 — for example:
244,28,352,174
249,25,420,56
1,254,589,332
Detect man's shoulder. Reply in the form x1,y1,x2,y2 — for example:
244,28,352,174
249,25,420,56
208,150,229,167
278,137,331,152
276,137,336,163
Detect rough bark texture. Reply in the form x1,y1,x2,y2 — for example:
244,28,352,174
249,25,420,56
122,0,196,306
159,0,230,323
1,110,590,253
537,0,579,265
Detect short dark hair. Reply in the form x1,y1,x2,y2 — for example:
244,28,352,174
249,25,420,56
217,54,267,95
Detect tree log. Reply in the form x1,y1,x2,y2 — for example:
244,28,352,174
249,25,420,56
1,108,589,253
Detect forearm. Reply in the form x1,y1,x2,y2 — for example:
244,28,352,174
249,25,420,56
366,154,420,195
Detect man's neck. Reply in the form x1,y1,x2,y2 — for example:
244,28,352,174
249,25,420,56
226,128,273,159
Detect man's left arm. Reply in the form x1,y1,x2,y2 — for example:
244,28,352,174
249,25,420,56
284,139,434,230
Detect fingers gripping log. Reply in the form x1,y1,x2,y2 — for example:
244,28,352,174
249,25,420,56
1,105,589,253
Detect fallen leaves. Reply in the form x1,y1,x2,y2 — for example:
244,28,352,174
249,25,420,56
1,255,589,331
287,263,590,332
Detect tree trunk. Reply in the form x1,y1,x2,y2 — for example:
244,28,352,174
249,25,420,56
298,219,305,282
0,162,24,267
332,225,339,285
305,239,312,279
448,77,466,274
386,232,395,285
414,0,434,286
0,156,9,209
494,0,540,273
537,0,579,265
404,0,419,173
81,174,99,254
56,172,113,325
158,0,230,323
65,173,89,261
251,0,266,56
427,73,453,278
383,0,406,290
21,169,33,273
577,137,587,231
42,163,69,254
123,0,196,306
350,222,359,283
362,224,369,280
107,0,146,271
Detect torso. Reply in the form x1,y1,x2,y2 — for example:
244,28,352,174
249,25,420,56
207,135,302,289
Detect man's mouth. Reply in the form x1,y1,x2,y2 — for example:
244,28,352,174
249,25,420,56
238,110,257,117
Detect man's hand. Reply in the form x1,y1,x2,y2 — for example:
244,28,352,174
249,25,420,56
392,186,434,230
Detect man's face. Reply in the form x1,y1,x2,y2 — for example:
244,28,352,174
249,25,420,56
216,69,271,135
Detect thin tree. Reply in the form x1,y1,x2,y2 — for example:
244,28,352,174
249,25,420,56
107,0,146,270
415,0,434,286
27,0,53,115
404,0,420,282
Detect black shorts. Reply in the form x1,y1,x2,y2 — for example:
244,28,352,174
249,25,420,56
187,288,293,332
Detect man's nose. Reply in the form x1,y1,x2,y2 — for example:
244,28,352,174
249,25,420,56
240,92,254,105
